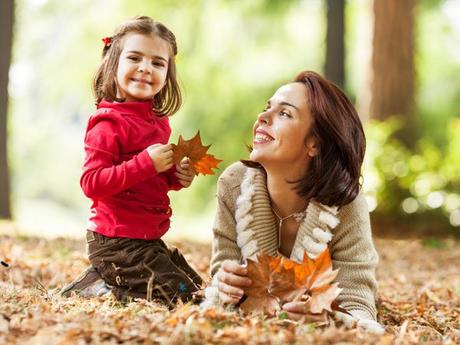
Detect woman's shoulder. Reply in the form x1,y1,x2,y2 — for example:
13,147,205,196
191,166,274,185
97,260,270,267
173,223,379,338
340,191,368,213
336,191,371,226
217,161,248,190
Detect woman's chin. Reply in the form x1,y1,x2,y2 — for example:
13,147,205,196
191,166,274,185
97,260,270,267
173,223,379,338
249,150,267,164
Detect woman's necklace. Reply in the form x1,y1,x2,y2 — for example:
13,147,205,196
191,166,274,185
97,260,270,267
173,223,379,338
271,206,307,247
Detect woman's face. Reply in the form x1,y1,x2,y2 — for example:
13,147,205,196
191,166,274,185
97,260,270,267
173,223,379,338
250,82,316,168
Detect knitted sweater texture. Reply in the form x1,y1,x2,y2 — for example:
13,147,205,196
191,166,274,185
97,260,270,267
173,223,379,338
205,162,379,321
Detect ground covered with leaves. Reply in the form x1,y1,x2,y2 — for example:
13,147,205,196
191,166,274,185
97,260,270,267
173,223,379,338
0,233,459,344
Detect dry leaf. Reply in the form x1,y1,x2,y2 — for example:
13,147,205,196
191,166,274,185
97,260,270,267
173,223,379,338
2,231,460,344
171,131,222,175
240,254,280,315
192,154,222,175
270,262,306,303
309,282,342,314
240,249,342,316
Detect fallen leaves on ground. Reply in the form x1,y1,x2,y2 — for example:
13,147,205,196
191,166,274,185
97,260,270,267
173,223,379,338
0,231,459,344
171,131,222,175
240,249,342,316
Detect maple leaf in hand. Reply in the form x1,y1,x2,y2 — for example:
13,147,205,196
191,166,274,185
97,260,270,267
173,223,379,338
171,131,222,175
193,155,222,175
304,249,342,314
239,249,343,317
240,254,307,315
270,258,307,305
172,132,210,163
239,254,281,315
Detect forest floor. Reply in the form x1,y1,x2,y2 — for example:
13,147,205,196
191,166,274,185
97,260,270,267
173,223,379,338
0,232,459,344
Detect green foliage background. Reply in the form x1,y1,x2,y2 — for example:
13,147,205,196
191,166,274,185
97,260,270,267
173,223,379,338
7,0,460,237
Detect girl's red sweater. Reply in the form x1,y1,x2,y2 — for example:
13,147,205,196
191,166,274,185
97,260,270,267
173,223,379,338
81,100,182,240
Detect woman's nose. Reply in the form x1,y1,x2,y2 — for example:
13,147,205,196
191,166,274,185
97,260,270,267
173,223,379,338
257,110,270,125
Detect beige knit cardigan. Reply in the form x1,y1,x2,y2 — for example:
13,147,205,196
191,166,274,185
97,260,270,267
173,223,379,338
204,162,379,321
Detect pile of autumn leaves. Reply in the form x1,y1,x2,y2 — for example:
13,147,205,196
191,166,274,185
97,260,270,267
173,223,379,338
239,249,344,317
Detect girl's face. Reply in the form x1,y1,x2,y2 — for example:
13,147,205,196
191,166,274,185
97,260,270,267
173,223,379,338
116,33,170,102
250,82,317,169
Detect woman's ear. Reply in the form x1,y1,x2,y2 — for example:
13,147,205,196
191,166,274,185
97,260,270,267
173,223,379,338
305,137,319,157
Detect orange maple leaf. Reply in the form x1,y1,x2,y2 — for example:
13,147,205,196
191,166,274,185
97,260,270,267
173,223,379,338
240,254,281,315
270,259,306,303
171,131,222,176
192,154,222,176
239,249,342,316
305,249,339,292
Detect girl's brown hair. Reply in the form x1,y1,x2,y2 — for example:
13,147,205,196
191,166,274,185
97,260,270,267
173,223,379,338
93,16,181,117
243,71,366,208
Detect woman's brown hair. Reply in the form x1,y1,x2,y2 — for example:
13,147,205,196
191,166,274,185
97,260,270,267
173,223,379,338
243,71,366,208
93,16,181,117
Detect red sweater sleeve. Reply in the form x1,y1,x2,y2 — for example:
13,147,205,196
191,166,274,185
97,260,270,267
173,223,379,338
80,116,156,199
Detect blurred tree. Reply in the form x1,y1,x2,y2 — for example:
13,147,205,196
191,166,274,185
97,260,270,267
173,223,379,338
366,0,417,148
325,0,345,88
0,0,14,219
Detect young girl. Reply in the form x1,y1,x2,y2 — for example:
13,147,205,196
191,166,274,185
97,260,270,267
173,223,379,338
61,16,202,304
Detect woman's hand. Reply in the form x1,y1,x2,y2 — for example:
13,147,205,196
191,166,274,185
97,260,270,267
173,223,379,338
281,301,328,322
215,260,252,304
147,144,174,173
175,157,195,188
334,310,385,334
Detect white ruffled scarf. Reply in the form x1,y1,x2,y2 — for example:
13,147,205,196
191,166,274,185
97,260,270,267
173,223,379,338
236,167,340,262
203,167,341,307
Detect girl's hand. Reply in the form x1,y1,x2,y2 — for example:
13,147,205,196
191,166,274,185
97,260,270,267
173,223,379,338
147,144,174,173
175,157,195,188
215,260,252,304
281,301,328,322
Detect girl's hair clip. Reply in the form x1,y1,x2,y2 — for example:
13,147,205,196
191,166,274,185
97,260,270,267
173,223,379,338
102,36,112,48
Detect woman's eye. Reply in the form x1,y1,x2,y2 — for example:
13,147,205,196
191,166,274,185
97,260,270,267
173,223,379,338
280,111,292,118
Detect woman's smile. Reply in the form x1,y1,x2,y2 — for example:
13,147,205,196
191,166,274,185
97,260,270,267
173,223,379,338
253,128,274,144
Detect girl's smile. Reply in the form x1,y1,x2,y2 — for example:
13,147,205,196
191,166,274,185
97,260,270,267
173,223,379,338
130,78,152,85
116,33,170,102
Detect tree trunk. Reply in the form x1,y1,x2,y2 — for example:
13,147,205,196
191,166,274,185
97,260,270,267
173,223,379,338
325,0,345,89
370,0,417,147
0,0,14,219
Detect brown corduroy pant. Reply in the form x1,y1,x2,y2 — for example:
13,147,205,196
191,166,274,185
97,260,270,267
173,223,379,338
86,230,202,305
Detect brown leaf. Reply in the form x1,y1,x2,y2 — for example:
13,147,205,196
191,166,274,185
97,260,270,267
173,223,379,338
270,258,306,303
171,131,222,176
171,132,210,162
240,254,281,315
309,282,342,314
240,250,342,317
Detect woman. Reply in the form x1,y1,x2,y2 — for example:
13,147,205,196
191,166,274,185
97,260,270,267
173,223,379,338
203,71,384,333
